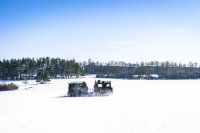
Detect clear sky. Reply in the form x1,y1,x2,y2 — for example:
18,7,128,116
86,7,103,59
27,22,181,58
1,0,200,63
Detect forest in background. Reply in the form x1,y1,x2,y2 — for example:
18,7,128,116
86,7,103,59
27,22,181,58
83,59,200,79
0,57,84,81
1,57,200,80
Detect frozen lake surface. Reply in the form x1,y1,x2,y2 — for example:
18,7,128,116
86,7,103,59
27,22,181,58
0,78,200,133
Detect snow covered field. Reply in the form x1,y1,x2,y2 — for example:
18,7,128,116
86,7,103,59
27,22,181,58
0,78,200,133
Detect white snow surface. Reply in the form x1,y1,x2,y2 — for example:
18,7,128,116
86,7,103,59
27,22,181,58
0,78,200,133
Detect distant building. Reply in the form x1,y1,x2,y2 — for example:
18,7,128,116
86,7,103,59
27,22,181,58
149,74,159,79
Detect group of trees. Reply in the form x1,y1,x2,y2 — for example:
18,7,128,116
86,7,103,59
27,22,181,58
0,83,19,91
1,57,200,80
84,59,200,79
0,57,85,81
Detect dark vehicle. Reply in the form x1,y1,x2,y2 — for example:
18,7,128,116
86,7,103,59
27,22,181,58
94,80,113,95
68,81,88,97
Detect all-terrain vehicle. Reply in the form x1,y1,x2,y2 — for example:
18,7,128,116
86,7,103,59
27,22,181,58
67,80,113,97
68,81,88,97
94,80,113,95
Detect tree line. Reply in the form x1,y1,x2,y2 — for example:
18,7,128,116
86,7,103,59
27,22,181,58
0,57,84,81
84,59,200,79
1,57,200,80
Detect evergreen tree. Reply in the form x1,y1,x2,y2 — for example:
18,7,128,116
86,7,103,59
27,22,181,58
0,60,2,80
43,70,50,81
36,70,43,82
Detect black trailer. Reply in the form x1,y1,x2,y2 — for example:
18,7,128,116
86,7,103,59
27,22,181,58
68,81,88,97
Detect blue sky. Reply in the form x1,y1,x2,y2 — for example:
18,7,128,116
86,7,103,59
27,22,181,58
1,0,200,63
